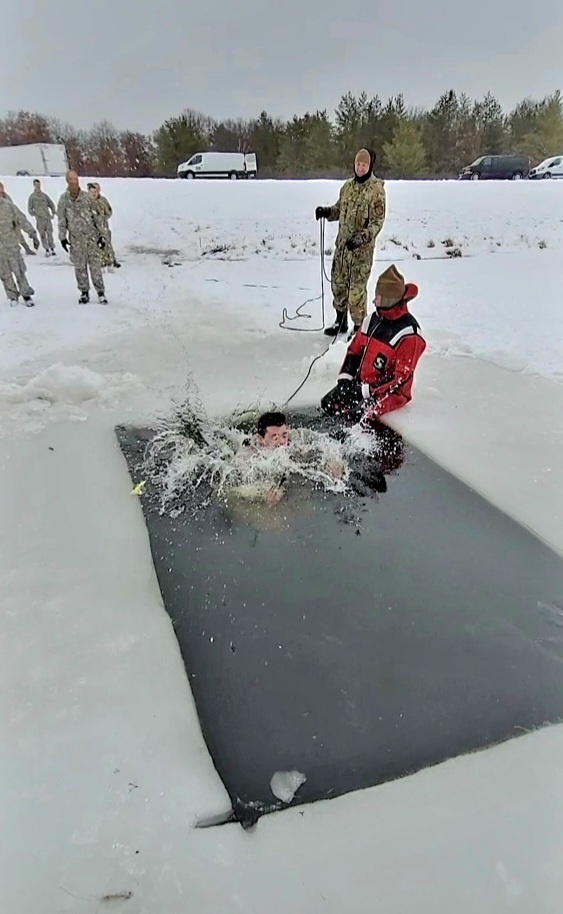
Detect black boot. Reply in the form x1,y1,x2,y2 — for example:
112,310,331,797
324,310,348,336
79,291,89,304
347,323,361,340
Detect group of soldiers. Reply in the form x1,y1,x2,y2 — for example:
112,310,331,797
0,170,120,307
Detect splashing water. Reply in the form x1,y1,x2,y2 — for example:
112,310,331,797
143,398,381,513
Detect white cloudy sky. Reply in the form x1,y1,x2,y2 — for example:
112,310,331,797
4,0,563,132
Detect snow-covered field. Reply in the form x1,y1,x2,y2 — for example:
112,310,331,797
2,176,563,913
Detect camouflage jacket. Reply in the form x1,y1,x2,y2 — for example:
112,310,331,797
326,175,386,253
99,196,113,218
28,190,56,220
0,196,37,250
57,188,104,242
90,195,112,226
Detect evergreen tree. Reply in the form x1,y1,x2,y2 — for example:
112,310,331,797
509,97,541,151
334,91,379,167
153,109,212,176
383,121,427,177
247,111,284,172
278,111,335,174
474,91,507,154
4,87,563,177
519,91,563,158
211,119,250,152
423,90,460,173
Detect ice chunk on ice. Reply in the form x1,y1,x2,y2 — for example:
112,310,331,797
0,363,140,407
270,769,306,803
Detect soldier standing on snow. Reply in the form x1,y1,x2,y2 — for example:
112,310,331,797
87,182,121,269
315,148,386,338
0,181,40,306
0,185,37,256
28,178,56,256
57,170,108,304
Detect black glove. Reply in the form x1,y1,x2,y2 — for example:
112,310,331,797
32,235,40,250
315,206,331,221
97,237,106,250
336,378,363,408
345,233,364,251
61,238,69,252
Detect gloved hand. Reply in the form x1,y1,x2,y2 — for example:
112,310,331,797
32,235,40,250
97,237,106,250
336,378,363,411
345,233,364,251
61,238,70,253
315,206,331,221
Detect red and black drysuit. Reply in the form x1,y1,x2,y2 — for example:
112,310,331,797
321,283,426,423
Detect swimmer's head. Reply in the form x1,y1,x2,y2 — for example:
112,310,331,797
256,412,290,448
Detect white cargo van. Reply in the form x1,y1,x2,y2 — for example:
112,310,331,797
177,151,257,180
528,155,563,179
0,142,69,176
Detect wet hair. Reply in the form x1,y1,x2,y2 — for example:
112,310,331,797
257,411,287,437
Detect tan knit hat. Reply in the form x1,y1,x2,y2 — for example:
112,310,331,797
375,264,406,308
355,148,371,167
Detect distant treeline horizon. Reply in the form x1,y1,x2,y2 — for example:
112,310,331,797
1,88,562,179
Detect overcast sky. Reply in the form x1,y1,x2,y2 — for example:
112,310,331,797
4,0,563,133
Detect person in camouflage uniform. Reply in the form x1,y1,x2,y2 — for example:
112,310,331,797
87,182,120,268
28,178,56,256
315,148,386,337
0,181,40,306
57,170,108,304
0,189,33,255
0,185,37,256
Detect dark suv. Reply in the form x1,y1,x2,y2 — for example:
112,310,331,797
459,155,531,180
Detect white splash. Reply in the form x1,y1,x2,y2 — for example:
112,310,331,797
144,402,379,511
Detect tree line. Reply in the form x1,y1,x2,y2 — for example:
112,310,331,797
1,89,563,179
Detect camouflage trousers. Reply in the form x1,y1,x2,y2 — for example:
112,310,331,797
0,247,34,301
36,216,55,252
99,225,116,267
69,236,105,295
330,244,375,325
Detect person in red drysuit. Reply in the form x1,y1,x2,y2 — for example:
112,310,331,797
320,264,426,425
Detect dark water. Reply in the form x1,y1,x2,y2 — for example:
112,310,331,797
117,414,563,827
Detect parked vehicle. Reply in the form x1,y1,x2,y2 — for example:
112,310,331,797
177,151,257,180
528,155,563,179
459,155,531,181
0,142,69,176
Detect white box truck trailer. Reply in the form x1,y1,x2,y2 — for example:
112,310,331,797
0,142,69,176
177,151,257,179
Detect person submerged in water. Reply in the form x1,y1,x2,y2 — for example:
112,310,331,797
244,411,290,451
241,411,345,505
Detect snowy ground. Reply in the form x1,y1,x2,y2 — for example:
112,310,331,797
2,176,563,913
